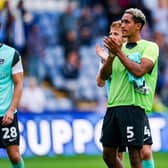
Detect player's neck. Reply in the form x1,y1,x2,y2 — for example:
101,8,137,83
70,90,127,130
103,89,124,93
127,34,141,43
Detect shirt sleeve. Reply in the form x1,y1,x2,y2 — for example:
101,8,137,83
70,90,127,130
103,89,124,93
142,42,159,64
12,51,24,74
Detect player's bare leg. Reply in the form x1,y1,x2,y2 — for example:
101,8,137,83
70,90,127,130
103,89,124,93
6,145,24,168
141,145,155,168
103,147,123,168
118,152,124,161
128,147,142,168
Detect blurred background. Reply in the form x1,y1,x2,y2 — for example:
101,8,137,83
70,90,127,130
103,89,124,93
0,0,168,167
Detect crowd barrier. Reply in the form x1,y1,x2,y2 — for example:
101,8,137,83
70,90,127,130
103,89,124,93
0,111,168,157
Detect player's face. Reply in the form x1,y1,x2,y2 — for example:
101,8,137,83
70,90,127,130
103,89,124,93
121,13,137,38
109,27,123,47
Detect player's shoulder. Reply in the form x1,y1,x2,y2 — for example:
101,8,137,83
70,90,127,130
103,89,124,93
140,39,158,49
2,43,13,49
1,43,16,52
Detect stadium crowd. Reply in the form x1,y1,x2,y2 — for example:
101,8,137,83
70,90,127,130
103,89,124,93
0,0,168,113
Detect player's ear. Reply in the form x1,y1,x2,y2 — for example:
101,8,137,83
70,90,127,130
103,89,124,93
136,23,142,31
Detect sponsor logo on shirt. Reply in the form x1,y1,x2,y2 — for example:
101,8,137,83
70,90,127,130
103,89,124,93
0,58,5,65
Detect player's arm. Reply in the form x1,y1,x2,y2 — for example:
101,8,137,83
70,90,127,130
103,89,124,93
12,73,23,108
2,52,23,125
96,44,109,86
8,72,23,113
99,55,115,81
104,37,158,77
96,72,105,87
115,50,153,77
10,52,24,112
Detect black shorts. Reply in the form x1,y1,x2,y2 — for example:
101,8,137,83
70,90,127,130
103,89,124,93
118,146,126,152
143,114,153,145
100,105,146,149
117,115,153,152
0,113,20,148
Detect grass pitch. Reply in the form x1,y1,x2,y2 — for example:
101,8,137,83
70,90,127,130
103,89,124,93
1,152,168,168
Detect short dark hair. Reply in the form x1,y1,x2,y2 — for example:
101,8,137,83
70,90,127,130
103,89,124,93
124,8,146,30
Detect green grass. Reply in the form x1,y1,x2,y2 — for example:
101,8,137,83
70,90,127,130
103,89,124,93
1,152,168,168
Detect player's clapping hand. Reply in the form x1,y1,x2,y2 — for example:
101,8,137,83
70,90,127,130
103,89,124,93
2,111,14,125
96,44,108,61
104,36,121,55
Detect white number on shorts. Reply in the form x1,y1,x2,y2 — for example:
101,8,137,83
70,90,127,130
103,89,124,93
2,127,17,139
2,128,10,139
144,126,150,137
127,126,134,139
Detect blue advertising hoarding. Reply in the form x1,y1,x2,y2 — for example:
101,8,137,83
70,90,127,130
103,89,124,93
0,111,168,157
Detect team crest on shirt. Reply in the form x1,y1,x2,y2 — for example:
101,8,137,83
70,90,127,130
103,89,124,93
0,58,5,65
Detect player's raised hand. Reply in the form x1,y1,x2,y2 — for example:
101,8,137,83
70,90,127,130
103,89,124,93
104,36,121,55
96,44,108,61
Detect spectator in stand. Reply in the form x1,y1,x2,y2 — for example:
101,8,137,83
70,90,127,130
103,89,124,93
27,24,46,83
0,0,15,45
78,7,94,46
152,93,168,112
153,31,168,96
92,3,108,40
62,30,80,56
61,50,80,96
103,0,123,28
154,31,168,107
127,1,154,32
79,27,93,46
13,0,27,55
0,0,6,11
152,0,168,40
62,50,80,80
19,77,46,113
58,4,78,45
